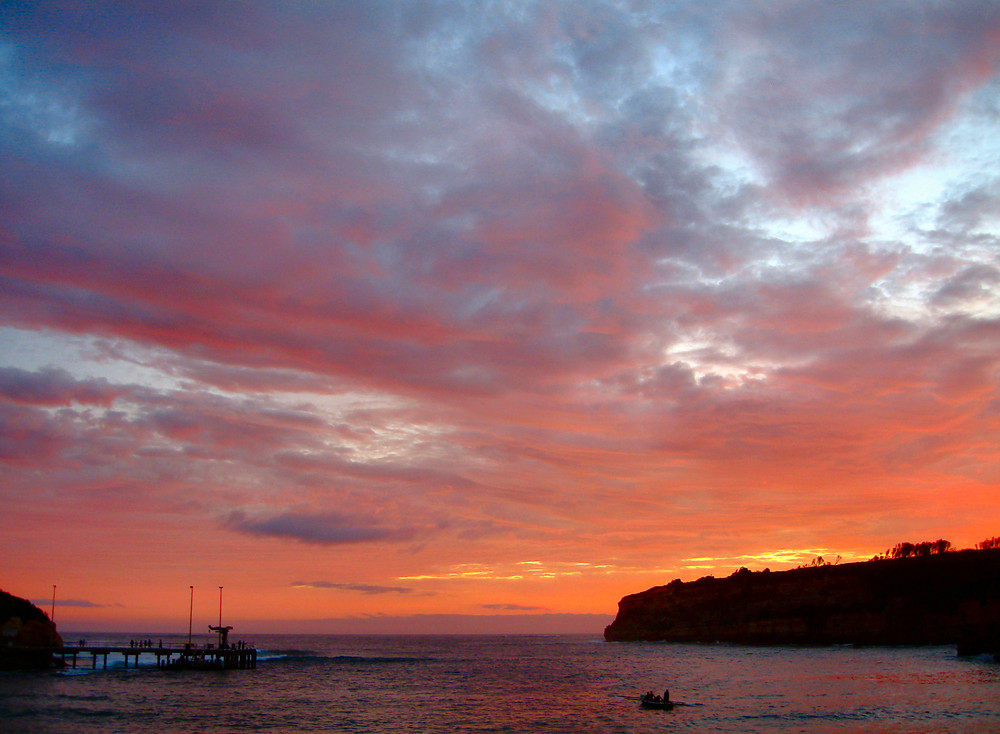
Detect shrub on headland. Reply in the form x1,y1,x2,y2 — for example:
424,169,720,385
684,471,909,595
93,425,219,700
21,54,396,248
890,539,952,558
870,539,952,561
867,537,1000,561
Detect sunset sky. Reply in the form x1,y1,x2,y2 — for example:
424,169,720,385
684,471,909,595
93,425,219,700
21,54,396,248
2,1,999,635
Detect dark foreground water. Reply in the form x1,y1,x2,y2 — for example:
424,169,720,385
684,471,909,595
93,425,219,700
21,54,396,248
2,634,998,733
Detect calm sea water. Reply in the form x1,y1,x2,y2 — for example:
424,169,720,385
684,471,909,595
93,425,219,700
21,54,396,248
1,633,998,733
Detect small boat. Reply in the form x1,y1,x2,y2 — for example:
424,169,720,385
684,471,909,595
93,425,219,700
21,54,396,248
640,694,674,710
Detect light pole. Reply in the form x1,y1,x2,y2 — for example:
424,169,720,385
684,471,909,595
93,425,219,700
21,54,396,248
218,587,223,628
51,585,56,622
188,586,194,647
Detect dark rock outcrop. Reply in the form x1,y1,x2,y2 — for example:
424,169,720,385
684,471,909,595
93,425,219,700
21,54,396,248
604,549,1000,651
0,588,63,669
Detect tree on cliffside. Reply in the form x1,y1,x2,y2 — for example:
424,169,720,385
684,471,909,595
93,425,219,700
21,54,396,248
889,542,915,559
885,539,951,559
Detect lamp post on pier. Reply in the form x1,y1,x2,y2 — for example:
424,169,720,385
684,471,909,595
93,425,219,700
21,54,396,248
51,585,56,622
188,586,194,648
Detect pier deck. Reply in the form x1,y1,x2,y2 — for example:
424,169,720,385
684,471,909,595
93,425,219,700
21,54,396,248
53,642,257,670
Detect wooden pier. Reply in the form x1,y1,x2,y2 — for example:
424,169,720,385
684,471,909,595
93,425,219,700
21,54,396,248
54,640,257,671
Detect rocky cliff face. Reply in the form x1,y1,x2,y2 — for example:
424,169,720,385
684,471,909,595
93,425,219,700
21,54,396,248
1,588,63,669
604,549,1000,650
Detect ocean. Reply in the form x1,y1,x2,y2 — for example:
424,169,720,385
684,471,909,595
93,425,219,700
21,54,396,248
1,633,998,733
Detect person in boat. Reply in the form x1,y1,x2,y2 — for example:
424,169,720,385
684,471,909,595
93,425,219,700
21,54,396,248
641,689,670,704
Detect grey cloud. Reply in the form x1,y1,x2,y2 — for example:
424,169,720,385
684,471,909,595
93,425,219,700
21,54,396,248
936,182,1000,234
714,1,1000,199
0,367,124,406
224,511,417,546
291,581,413,595
36,598,118,608
933,265,1000,307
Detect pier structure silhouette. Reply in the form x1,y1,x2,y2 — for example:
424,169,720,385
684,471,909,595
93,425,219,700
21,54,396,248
54,634,257,670
42,585,256,670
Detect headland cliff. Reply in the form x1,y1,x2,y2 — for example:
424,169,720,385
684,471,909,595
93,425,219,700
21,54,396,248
1,588,62,669
604,548,1000,651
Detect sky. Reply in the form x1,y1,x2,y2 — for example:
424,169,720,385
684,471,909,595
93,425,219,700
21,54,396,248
2,1,999,635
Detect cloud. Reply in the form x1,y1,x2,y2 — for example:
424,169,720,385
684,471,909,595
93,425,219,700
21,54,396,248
36,598,119,609
0,367,125,406
224,511,418,546
290,581,413,595
932,265,1000,309
714,0,1000,201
